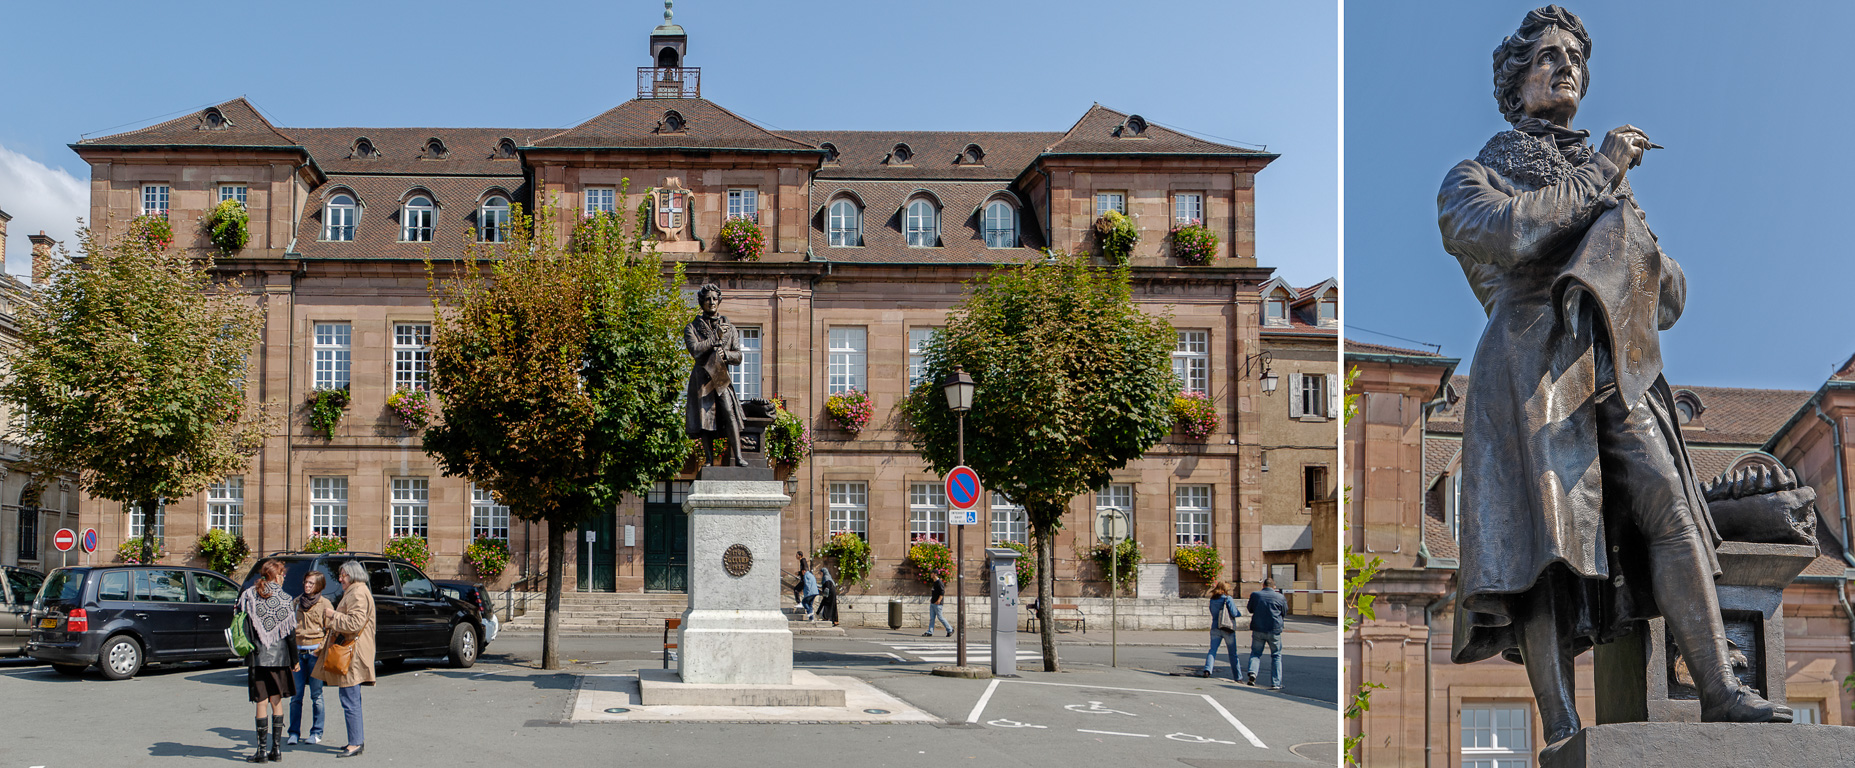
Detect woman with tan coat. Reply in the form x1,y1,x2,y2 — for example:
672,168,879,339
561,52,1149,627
313,560,376,758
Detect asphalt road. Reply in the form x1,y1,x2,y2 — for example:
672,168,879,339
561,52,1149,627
0,631,1337,767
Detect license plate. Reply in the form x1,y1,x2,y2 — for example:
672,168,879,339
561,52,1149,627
39,618,57,629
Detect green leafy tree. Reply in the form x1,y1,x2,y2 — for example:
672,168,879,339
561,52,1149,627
1,228,274,564
900,252,1177,671
424,200,693,670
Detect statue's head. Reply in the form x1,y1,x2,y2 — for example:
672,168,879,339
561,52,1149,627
1493,5,1592,125
696,283,722,312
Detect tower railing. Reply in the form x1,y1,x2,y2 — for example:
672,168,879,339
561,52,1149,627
638,67,700,99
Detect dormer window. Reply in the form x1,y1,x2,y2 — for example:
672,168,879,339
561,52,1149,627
424,138,448,159
660,110,686,132
323,194,358,241
199,107,231,131
494,138,518,159
1265,289,1291,327
1673,390,1707,426
480,196,510,243
1118,115,1149,138
983,199,1017,248
1318,294,1338,327
889,144,913,165
351,137,379,159
820,142,839,164
960,144,985,165
402,195,435,242
905,197,939,247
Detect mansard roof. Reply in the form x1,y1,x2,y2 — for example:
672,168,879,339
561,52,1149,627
289,128,541,176
532,98,817,152
1044,104,1277,158
75,98,301,150
788,131,1063,181
809,180,1042,264
296,174,531,261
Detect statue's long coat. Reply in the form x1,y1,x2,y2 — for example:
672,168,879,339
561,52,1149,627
1438,130,1717,664
684,313,744,437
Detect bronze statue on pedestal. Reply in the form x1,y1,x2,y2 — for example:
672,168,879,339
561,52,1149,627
685,283,748,468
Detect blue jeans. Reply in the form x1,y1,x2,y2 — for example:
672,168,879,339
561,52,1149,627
337,685,364,746
1248,631,1284,686
289,650,325,738
1204,629,1239,677
927,603,952,634
801,594,817,616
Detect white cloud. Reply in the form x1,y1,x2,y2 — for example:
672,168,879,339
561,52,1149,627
0,144,86,281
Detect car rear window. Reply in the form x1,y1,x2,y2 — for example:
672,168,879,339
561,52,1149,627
35,569,86,608
98,571,131,601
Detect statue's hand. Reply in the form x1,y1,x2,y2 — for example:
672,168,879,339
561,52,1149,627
1599,125,1653,172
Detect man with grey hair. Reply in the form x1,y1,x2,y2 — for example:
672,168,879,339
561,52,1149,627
1438,5,1788,757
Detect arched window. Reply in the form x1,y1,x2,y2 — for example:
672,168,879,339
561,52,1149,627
352,137,378,158
402,195,435,242
662,110,686,132
424,138,448,159
494,138,518,159
324,194,357,241
828,199,861,246
983,200,1017,248
905,199,938,247
480,196,510,243
1120,115,1149,137
820,142,839,164
890,144,913,164
201,107,230,130
962,144,985,165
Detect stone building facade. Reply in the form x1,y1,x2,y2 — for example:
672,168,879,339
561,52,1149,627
1257,278,1338,601
0,210,81,572
1345,339,1855,766
64,16,1325,625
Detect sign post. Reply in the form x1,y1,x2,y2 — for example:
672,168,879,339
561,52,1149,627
53,528,76,568
946,464,981,669
1096,508,1130,667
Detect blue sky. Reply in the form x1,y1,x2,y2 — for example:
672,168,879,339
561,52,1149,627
1346,1,1855,390
0,0,1338,288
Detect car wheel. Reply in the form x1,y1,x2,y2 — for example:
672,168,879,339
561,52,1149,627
448,623,478,669
99,636,143,680
52,663,87,677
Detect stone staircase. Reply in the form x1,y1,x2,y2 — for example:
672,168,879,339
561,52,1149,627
499,592,843,636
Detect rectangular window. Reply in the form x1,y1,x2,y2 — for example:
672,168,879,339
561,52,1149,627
128,499,167,540
990,492,1028,546
208,477,245,536
1174,485,1211,546
726,188,758,221
219,185,248,205
827,327,867,394
1319,297,1338,327
585,188,615,215
1095,192,1126,216
310,477,349,539
1172,330,1209,394
393,323,433,391
729,326,762,401
313,323,352,391
1096,483,1133,542
1299,374,1327,418
391,478,430,538
1303,466,1329,508
17,507,36,560
827,482,868,540
1460,704,1531,768
909,482,948,543
1793,701,1823,725
647,480,692,504
908,328,939,391
141,184,170,218
1173,193,1203,225
471,485,510,541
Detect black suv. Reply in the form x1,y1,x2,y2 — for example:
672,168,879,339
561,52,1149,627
27,564,242,679
240,553,484,669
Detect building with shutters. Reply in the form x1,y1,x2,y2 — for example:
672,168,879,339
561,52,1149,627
61,10,1331,625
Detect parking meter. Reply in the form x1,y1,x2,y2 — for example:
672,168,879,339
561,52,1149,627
986,547,1022,676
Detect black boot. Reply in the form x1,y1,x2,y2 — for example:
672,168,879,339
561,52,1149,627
247,716,270,763
1654,542,1792,723
269,716,284,761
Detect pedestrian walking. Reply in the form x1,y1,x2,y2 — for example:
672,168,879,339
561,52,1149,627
314,560,377,759
817,566,840,627
237,559,299,763
1200,581,1242,680
1245,577,1288,689
924,575,952,637
793,551,809,609
287,571,333,746
800,566,820,620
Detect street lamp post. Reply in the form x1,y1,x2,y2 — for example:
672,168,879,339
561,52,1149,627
942,366,976,669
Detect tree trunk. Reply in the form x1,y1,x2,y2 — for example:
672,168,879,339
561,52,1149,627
140,498,159,564
542,522,566,670
1036,524,1059,672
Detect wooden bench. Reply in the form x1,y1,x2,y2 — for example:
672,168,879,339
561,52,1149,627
1026,603,1086,633
662,618,681,669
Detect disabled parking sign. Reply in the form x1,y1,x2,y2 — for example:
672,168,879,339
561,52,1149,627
946,465,981,524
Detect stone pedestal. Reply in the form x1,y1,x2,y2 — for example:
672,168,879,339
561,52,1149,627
1595,541,1817,723
1541,722,1855,768
675,477,791,686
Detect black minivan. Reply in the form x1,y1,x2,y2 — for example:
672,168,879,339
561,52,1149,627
239,553,484,669
27,564,241,679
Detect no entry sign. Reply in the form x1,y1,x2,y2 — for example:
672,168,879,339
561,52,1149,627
946,465,981,511
53,528,76,552
81,528,99,553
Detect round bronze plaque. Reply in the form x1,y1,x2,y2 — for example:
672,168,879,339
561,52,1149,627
723,544,753,578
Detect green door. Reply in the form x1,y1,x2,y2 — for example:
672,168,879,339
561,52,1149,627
576,509,617,592
643,481,690,593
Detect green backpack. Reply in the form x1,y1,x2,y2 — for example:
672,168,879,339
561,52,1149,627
227,611,255,657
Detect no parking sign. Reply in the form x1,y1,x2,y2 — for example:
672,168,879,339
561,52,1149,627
946,465,980,525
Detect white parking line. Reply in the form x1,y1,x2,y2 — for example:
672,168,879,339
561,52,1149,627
965,678,1001,724
1202,695,1266,748
1077,729,1148,738
963,679,1268,749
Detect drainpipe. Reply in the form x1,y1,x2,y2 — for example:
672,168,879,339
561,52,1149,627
1423,588,1456,768
1814,404,1855,567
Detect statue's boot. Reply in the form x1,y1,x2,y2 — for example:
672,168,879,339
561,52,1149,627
1655,547,1792,723
1518,592,1581,760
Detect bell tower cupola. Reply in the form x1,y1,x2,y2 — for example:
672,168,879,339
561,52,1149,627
641,1,698,98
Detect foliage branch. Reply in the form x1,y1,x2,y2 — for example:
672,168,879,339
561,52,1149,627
307,387,350,438
816,531,872,589
763,396,812,471
1341,367,1385,767
196,528,251,575
1087,538,1142,593
1092,210,1139,265
205,199,250,253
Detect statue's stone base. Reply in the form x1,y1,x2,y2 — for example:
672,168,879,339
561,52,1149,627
1542,723,1855,768
636,668,847,707
676,478,792,688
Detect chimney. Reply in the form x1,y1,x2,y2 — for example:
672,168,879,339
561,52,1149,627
29,231,57,286
0,208,10,276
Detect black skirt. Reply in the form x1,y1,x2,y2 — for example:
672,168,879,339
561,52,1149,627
248,665,297,702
